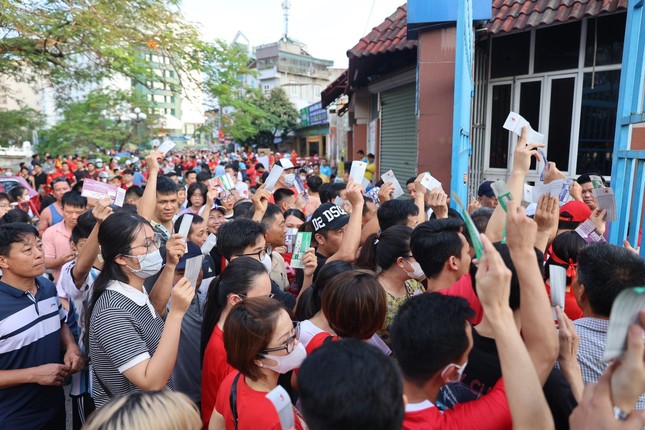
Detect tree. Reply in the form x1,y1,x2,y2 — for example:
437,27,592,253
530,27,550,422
0,0,206,89
0,108,44,146
39,88,156,154
227,88,300,146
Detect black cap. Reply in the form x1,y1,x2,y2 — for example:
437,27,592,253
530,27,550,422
477,181,495,198
310,203,349,232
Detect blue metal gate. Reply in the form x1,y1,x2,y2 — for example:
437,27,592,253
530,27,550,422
610,0,645,254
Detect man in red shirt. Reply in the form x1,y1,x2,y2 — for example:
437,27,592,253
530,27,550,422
394,210,554,430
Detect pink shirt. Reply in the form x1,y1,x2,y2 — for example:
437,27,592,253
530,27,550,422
42,221,72,283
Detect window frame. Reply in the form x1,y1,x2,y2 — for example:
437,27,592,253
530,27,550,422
483,17,623,179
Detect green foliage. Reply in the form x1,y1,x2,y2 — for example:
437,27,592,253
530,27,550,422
39,88,156,154
227,88,300,146
0,108,44,146
0,0,206,90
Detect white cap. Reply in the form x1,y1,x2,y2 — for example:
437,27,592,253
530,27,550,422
278,158,294,169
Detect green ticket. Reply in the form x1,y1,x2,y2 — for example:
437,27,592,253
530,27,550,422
291,232,312,269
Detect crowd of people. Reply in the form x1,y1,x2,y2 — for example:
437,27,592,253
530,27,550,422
1,128,645,430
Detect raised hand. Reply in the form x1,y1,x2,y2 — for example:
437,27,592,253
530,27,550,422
513,127,544,174
169,277,195,315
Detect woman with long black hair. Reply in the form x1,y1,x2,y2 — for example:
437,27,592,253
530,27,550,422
87,211,194,408
200,257,272,427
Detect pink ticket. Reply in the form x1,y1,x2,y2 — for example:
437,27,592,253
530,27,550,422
81,179,126,207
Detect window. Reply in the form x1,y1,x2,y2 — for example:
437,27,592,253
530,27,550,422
519,81,542,170
534,22,581,72
490,32,530,78
489,84,512,168
485,16,624,176
169,70,175,78
577,70,621,175
585,14,626,67
546,77,576,169
290,85,298,96
170,108,176,116
264,84,271,92
313,85,321,97
170,96,175,103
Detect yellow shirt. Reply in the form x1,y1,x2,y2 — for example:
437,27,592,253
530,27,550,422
364,162,376,181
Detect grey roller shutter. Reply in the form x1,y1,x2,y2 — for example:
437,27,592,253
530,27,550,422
380,83,418,185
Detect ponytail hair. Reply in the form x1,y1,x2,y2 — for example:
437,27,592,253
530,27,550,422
201,257,267,360
355,225,412,272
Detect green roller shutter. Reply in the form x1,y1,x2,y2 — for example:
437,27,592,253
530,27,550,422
380,83,418,184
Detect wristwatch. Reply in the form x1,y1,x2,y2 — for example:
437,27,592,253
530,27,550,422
613,406,629,421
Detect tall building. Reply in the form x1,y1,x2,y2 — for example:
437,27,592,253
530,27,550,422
133,51,205,142
255,38,335,110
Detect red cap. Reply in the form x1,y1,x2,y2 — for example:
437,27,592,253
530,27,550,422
559,201,591,227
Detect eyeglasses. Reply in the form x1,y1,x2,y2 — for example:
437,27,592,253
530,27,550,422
128,235,161,253
0,203,10,209
235,245,272,261
262,321,300,354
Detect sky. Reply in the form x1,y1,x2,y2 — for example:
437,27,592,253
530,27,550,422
180,0,406,68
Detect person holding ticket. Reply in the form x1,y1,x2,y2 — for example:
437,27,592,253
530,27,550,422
210,297,305,430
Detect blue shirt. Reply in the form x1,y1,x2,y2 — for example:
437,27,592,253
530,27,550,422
0,276,66,428
132,171,145,187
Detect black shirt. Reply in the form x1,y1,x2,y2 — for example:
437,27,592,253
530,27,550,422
33,172,48,191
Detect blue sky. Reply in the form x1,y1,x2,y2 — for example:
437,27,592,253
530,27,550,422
181,0,405,68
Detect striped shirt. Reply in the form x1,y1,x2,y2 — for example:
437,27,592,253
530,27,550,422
57,261,100,396
0,276,66,428
89,280,169,408
575,317,645,410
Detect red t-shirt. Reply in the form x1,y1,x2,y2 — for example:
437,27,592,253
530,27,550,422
545,281,584,320
305,332,337,355
202,325,235,427
403,379,511,430
438,273,484,325
214,372,304,430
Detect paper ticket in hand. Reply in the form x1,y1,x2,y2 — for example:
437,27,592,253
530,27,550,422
503,112,545,144
81,179,126,207
266,385,295,430
200,233,217,254
349,161,367,185
290,232,312,269
157,140,175,154
184,255,203,290
381,170,404,199
592,187,617,222
421,172,442,192
603,287,645,361
264,165,284,192
575,219,606,244
210,175,235,192
178,214,193,243
549,265,567,320
491,180,512,212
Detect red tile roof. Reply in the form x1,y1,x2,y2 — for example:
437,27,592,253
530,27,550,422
348,4,416,59
487,0,628,34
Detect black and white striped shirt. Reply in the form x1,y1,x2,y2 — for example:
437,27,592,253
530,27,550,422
89,280,170,407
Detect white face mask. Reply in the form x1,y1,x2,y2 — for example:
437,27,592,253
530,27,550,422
441,360,468,383
403,260,426,281
260,253,272,272
262,342,307,374
283,173,295,186
127,249,163,279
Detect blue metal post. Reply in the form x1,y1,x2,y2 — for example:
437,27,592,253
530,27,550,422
609,0,645,245
450,0,474,210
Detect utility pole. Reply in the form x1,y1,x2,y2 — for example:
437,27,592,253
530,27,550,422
282,0,290,40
